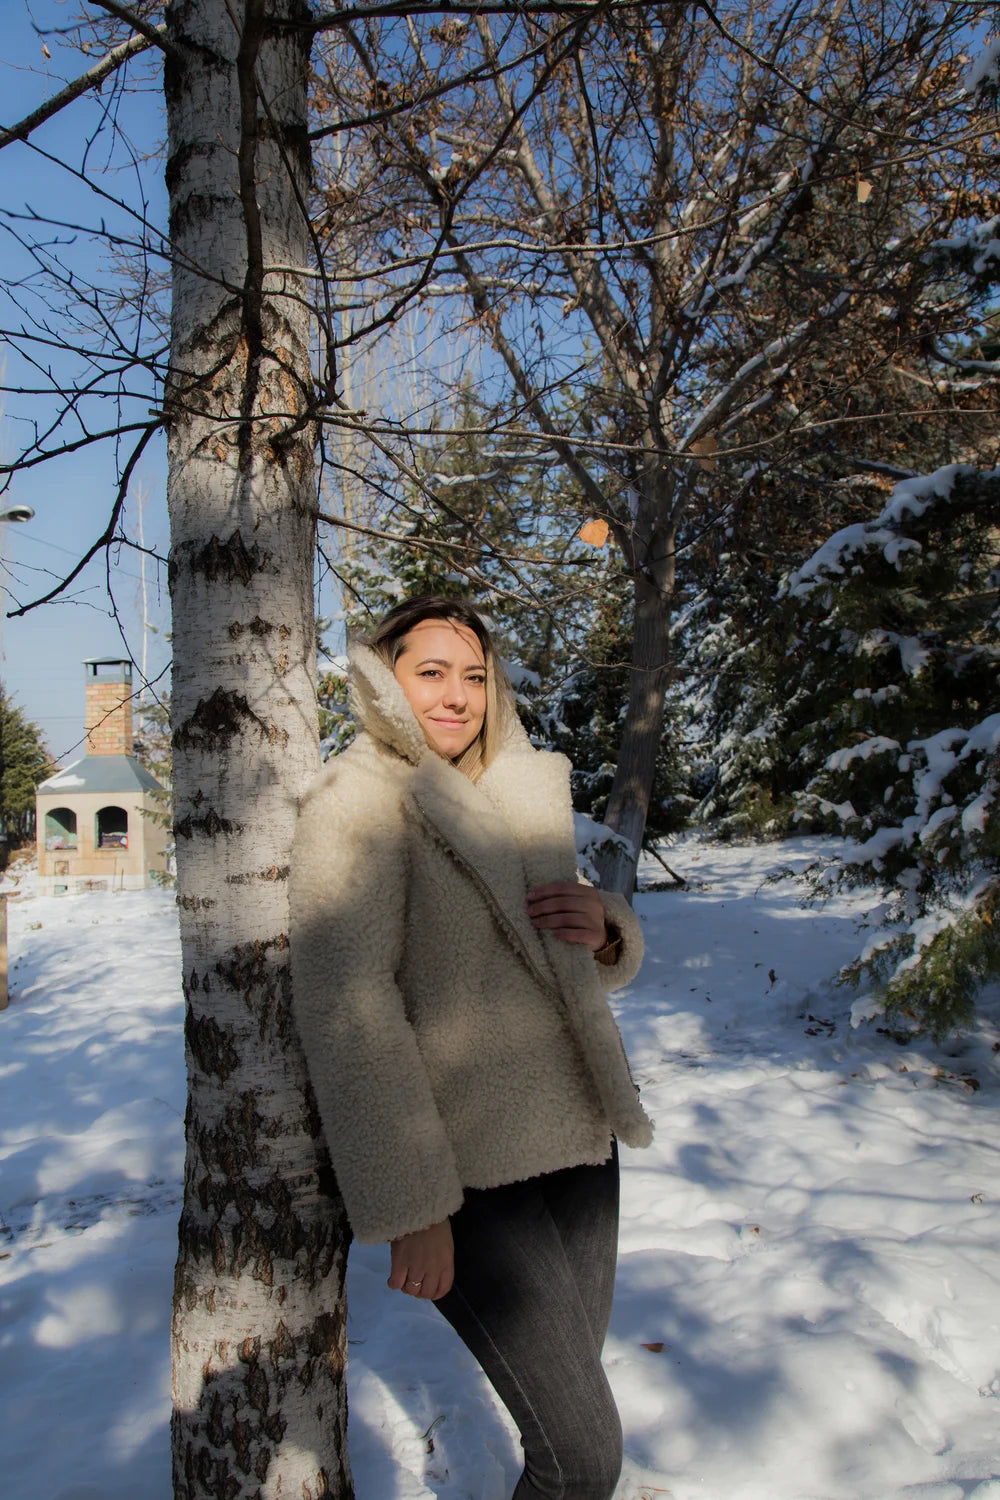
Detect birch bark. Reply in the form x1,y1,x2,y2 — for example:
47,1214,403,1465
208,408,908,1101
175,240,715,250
165,3,352,1496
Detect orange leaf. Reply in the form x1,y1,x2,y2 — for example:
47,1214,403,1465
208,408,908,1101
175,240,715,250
579,518,610,547
689,435,719,471
857,179,873,204
641,1341,665,1353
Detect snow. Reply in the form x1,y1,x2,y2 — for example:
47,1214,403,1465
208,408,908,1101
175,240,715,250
961,714,1000,759
573,811,632,884
787,523,891,594
929,220,1000,276
965,39,1000,93
825,736,901,773
3,839,1000,1499
786,467,984,600
502,660,541,692
962,796,990,836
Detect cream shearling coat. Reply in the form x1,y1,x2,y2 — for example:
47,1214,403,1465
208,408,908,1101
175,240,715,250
289,645,652,1244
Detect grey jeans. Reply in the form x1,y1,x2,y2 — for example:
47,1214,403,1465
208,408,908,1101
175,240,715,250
435,1142,622,1500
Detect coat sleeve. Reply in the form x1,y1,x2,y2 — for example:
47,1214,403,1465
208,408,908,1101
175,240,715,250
596,889,645,991
289,763,464,1244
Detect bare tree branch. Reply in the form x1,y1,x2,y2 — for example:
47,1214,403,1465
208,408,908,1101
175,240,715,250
0,25,167,152
83,0,177,55
302,0,668,32
5,421,161,617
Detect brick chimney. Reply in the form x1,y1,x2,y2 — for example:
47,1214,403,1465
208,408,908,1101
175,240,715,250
84,659,134,755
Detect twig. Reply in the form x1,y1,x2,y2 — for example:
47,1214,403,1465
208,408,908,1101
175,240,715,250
0,26,168,152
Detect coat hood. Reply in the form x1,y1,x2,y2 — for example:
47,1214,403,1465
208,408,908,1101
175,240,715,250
347,642,430,764
347,640,531,765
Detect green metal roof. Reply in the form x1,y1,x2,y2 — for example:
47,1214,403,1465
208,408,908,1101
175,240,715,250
38,755,164,797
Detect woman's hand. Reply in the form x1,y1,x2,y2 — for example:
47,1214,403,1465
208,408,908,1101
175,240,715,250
526,880,609,951
388,1218,455,1300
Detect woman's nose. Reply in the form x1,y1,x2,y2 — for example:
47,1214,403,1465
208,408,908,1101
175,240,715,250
442,673,467,706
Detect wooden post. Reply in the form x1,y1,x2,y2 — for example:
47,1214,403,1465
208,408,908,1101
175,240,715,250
0,894,8,1010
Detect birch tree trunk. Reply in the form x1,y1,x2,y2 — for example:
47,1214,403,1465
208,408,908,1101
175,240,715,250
165,3,352,1496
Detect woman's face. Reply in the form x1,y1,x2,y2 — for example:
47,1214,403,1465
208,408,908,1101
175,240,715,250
392,618,488,759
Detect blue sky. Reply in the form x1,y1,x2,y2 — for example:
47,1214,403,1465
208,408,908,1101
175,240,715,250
2,4,171,760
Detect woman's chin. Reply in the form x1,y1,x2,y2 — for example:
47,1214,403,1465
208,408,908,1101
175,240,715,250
426,729,477,758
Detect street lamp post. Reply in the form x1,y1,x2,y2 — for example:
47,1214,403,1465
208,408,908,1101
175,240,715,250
0,504,33,998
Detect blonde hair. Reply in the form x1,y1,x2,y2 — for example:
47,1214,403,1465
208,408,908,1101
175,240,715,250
364,595,517,780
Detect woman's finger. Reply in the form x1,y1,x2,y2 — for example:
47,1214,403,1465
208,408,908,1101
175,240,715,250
388,1220,454,1298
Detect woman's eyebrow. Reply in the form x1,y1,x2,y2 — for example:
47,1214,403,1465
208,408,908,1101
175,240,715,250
413,656,485,670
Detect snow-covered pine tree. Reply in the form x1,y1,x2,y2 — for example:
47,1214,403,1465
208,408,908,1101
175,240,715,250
777,465,1000,1033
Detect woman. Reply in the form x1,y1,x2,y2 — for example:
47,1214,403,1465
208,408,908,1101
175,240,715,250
290,595,652,1500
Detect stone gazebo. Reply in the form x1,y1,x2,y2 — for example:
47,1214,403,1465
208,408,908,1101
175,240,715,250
36,659,168,895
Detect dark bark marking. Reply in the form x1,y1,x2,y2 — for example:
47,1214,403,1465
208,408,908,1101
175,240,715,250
225,865,291,885
214,933,291,1043
175,807,236,840
229,614,275,640
174,687,269,753
307,1310,343,1363
270,1319,295,1363
168,191,244,248
240,1334,262,1364
246,1362,269,1418
215,934,282,996
184,529,272,586
179,893,218,910
196,1091,265,1182
207,1389,227,1448
231,1414,253,1474
186,1008,241,1082
193,1440,241,1500
301,1078,326,1144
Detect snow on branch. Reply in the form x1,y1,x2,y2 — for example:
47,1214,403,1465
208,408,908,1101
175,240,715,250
964,38,1000,95
784,464,993,598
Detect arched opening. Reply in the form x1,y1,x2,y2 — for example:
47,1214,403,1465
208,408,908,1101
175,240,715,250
45,807,78,850
96,805,128,850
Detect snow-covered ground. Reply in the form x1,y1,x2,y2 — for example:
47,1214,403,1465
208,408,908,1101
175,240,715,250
3,840,1000,1500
